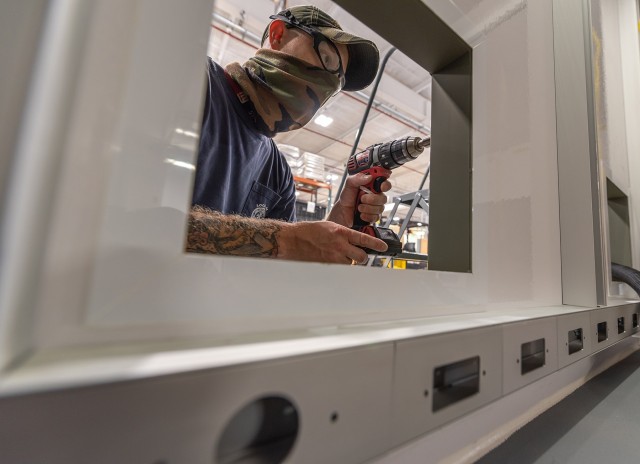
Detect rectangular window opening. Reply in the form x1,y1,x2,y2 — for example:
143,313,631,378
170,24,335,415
432,356,480,412
568,328,583,355
597,321,608,343
521,338,545,375
618,316,625,335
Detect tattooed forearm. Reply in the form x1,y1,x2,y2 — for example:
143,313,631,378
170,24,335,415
186,206,282,257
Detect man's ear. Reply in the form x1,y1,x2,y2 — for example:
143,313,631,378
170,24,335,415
268,20,286,50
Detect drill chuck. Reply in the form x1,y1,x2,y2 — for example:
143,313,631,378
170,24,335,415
347,136,430,174
378,136,429,170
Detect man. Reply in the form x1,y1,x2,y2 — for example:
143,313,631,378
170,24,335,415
187,5,391,265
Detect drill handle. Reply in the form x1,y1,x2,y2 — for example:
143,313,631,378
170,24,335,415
353,166,389,229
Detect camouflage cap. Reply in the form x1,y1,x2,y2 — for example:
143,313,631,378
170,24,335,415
261,5,380,91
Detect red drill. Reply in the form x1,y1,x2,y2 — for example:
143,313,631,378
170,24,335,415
347,136,430,256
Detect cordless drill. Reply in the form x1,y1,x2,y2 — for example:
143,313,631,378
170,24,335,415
347,136,431,256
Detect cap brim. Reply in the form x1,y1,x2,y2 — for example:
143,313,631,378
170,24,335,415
318,27,380,91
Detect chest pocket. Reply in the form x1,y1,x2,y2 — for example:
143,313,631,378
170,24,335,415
241,181,282,218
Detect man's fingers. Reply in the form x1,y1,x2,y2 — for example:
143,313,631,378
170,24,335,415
338,173,372,208
346,247,369,265
345,172,372,188
358,203,385,215
359,213,381,223
360,194,388,207
346,171,391,190
348,229,388,253
359,182,388,207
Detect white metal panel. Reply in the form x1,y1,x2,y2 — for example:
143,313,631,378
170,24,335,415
471,0,562,305
502,317,558,394
0,0,565,356
0,0,100,371
0,0,48,196
557,311,593,368
0,343,395,464
591,0,631,195
590,307,616,350
390,327,503,447
611,304,635,342
553,0,607,306
618,0,640,269
371,336,640,464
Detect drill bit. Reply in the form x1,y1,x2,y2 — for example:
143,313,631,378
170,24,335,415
418,137,431,149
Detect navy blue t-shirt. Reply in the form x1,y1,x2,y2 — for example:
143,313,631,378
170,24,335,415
192,58,296,221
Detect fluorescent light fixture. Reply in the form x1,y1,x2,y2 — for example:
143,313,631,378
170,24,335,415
314,114,334,127
417,222,423,226
164,158,195,170
393,216,400,221
175,128,199,138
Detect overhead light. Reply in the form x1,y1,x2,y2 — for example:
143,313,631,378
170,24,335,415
164,158,195,170
417,222,423,226
314,114,334,127
384,203,395,212
393,216,400,221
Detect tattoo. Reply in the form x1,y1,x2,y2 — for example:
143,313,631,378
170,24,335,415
186,206,281,257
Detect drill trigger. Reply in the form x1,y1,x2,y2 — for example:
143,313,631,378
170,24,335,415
373,176,386,193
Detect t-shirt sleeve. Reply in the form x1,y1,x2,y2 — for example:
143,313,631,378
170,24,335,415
278,173,297,222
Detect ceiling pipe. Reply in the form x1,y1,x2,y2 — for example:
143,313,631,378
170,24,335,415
212,13,262,43
352,90,430,134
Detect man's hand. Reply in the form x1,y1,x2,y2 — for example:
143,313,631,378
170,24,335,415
186,207,387,264
277,220,388,264
327,171,391,227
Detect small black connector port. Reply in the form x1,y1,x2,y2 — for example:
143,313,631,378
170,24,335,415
633,313,638,329
618,317,625,335
521,338,545,375
597,321,608,343
568,329,583,355
433,356,480,412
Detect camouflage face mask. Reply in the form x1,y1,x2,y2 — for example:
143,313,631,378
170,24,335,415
225,49,341,136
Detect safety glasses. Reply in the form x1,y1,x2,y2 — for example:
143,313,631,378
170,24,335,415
269,11,345,88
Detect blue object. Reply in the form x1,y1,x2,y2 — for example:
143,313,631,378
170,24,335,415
192,59,296,221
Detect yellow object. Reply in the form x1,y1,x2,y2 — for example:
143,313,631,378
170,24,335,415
392,259,407,269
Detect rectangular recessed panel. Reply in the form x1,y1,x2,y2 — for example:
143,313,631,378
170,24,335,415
633,313,638,329
568,328,583,355
558,313,592,369
521,338,545,375
618,317,625,334
432,356,480,412
597,321,608,343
